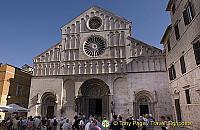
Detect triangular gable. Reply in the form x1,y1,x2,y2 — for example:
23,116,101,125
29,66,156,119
61,5,131,30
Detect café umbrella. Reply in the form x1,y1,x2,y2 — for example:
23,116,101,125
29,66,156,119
0,104,30,113
0,105,11,113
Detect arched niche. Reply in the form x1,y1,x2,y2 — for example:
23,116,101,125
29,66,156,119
133,90,155,119
41,92,57,118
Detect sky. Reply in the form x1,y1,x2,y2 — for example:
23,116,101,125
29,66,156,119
0,0,170,68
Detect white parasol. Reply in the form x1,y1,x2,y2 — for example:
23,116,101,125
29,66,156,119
0,104,29,113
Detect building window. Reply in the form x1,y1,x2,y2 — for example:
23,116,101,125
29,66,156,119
167,39,171,52
185,89,191,104
168,65,176,80
174,24,180,40
183,2,195,26
180,56,186,74
16,85,23,96
193,40,200,65
172,4,176,15
175,99,182,121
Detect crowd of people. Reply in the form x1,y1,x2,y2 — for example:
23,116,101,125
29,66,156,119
0,113,172,130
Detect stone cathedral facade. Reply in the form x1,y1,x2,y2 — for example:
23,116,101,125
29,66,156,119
28,6,172,120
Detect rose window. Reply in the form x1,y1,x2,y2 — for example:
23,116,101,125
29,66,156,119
87,16,102,30
83,35,106,57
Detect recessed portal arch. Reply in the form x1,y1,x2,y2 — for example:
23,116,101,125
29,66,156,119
41,92,57,118
76,78,110,118
133,90,155,118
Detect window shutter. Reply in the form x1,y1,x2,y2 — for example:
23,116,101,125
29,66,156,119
180,56,186,74
174,24,180,40
183,10,189,25
172,65,176,79
193,41,200,65
185,89,191,104
167,40,171,52
168,68,173,80
190,2,195,18
172,4,176,15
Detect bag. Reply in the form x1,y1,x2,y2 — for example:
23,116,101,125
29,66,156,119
53,119,57,126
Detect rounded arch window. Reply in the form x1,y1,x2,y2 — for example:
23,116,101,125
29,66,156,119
83,35,106,57
87,16,102,30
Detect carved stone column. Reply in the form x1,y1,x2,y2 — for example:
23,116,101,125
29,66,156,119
110,17,114,30
110,60,115,73
74,61,79,74
120,31,125,46
81,18,85,32
104,60,109,73
122,60,127,72
91,61,97,74
105,16,109,30
109,94,113,119
79,61,84,74
71,35,75,49
115,31,120,46
100,14,104,31
116,60,121,73
75,34,80,49
69,63,73,74
97,60,102,74
85,61,90,74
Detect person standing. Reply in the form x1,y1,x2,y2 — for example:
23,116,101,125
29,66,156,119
34,116,41,130
6,117,12,130
79,117,85,130
160,116,167,130
62,119,72,130
166,117,172,130
109,115,123,130
72,115,81,130
90,119,101,130
12,117,19,130
60,117,64,130
41,117,47,130
18,118,24,130
85,118,93,130
125,116,138,130
22,117,28,130
52,116,58,130
27,116,34,130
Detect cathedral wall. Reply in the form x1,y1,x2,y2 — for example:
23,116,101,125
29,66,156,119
113,77,129,117
28,77,63,117
127,72,173,120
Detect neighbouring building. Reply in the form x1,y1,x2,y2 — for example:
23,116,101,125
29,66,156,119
161,0,200,129
28,6,173,120
0,64,32,119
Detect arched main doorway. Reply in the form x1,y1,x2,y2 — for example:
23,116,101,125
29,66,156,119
133,90,155,118
41,92,57,118
137,96,151,116
76,79,110,118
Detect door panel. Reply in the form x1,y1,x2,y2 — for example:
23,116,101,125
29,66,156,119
140,105,149,116
47,106,54,118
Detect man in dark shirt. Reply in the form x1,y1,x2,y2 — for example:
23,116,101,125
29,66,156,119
110,115,123,130
125,117,138,130
72,115,81,130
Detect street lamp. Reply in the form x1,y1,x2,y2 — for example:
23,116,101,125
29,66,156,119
7,94,11,100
